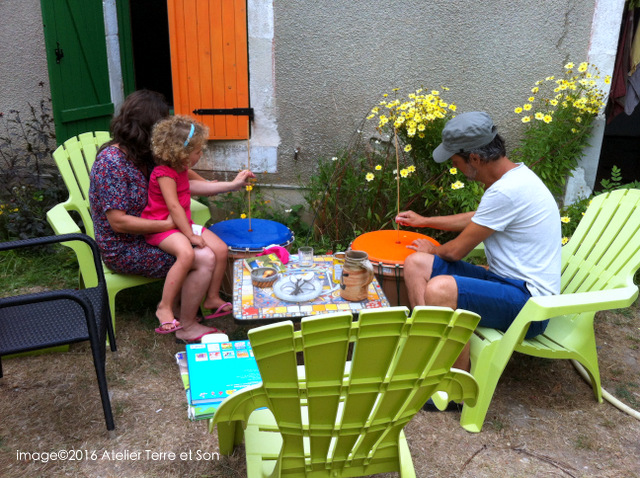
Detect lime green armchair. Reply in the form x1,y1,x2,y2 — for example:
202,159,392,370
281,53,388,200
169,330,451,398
210,306,480,477
460,188,640,432
46,132,211,334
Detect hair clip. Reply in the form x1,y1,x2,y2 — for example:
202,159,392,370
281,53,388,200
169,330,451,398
184,124,195,147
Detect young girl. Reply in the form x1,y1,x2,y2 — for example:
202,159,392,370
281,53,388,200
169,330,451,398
142,115,231,334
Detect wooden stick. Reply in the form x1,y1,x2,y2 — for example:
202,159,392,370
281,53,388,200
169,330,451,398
394,128,401,242
247,117,252,231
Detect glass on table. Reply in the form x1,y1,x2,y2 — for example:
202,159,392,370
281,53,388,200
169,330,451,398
298,246,314,267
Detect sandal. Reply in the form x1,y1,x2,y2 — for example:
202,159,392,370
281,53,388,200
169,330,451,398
203,302,233,320
175,328,225,344
155,319,183,334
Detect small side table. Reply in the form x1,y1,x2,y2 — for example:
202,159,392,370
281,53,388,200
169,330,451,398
232,255,390,323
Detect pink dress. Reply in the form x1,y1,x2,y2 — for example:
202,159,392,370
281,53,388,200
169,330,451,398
141,165,193,246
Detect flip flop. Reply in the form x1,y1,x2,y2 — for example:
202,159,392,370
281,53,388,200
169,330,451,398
175,328,225,344
203,302,233,320
155,319,183,334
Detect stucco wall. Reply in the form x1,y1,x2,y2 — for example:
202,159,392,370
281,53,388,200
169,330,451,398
271,0,597,187
0,0,51,120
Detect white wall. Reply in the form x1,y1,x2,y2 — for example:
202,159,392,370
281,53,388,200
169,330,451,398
0,0,51,121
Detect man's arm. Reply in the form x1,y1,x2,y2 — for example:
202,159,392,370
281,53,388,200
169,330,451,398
408,221,494,262
396,210,475,232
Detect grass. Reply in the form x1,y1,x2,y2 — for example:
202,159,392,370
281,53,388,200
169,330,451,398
0,244,77,297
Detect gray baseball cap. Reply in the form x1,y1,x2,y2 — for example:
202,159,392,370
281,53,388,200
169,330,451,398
432,111,498,163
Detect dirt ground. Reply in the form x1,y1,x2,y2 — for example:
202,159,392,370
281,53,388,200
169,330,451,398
0,286,639,478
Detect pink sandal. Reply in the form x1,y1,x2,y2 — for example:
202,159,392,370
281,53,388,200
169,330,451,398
155,319,183,334
204,302,232,320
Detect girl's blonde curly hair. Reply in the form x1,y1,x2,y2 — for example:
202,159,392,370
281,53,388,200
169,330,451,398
151,115,209,169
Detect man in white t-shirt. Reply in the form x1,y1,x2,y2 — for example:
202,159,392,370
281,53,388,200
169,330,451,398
396,111,561,374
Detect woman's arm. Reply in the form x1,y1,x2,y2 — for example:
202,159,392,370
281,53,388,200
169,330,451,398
188,169,255,196
106,210,175,235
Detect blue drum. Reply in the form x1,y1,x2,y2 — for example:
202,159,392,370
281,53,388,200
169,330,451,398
208,219,295,295
208,218,294,252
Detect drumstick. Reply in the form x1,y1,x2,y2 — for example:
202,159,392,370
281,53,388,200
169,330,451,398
247,117,252,232
394,128,401,243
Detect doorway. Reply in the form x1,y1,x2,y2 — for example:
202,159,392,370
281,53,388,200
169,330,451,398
121,0,174,105
596,6,640,189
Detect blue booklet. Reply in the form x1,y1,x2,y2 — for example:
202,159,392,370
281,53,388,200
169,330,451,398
185,340,262,406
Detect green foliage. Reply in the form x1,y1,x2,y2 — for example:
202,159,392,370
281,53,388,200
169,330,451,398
599,165,640,192
511,62,608,197
0,87,65,240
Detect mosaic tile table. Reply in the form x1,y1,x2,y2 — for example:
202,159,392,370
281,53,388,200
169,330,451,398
232,255,390,323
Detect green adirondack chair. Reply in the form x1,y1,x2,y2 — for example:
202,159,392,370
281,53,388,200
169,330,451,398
459,188,640,433
46,131,211,334
209,306,480,477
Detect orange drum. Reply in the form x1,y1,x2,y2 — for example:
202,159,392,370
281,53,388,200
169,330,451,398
351,230,440,306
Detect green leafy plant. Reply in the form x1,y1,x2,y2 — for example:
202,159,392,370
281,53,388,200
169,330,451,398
0,86,64,240
305,87,483,249
512,61,608,197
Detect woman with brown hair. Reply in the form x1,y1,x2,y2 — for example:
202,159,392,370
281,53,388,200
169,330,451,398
89,90,253,342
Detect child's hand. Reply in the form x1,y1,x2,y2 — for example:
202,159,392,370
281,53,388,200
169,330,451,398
231,169,256,190
189,235,206,248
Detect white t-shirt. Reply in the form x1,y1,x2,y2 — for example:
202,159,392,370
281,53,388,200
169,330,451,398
471,163,561,296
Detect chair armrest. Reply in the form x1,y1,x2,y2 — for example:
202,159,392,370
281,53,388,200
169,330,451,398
46,203,82,235
209,384,269,455
190,198,211,226
433,368,479,408
515,286,639,324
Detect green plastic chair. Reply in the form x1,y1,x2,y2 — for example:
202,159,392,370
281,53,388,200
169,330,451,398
210,306,480,477
46,131,211,334
460,188,640,433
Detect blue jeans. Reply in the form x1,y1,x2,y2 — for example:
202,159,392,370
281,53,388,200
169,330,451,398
431,256,547,338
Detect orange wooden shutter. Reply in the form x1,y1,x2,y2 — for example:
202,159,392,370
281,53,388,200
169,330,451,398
167,0,249,140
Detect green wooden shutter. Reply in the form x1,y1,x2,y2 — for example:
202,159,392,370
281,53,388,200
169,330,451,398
40,0,114,144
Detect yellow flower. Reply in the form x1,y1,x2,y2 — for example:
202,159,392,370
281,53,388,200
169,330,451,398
550,99,558,106
528,96,535,102
564,62,574,69
543,114,553,123
449,104,457,111
560,216,570,223
451,180,465,190
571,128,578,133
245,185,253,192
407,165,416,173
604,75,611,84
578,62,588,72
514,106,523,114
240,213,247,219
400,168,409,178
523,103,532,111
531,87,539,94
365,172,375,182
375,164,382,170
562,237,569,245
404,144,412,152
535,112,544,120
449,167,457,175
521,116,531,123
575,117,582,123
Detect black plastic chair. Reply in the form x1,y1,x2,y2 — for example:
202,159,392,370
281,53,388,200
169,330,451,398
0,233,117,432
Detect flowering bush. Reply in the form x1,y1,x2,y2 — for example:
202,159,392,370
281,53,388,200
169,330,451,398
305,88,484,248
512,61,609,197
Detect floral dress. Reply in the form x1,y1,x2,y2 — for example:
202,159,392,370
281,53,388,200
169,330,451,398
89,146,175,278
